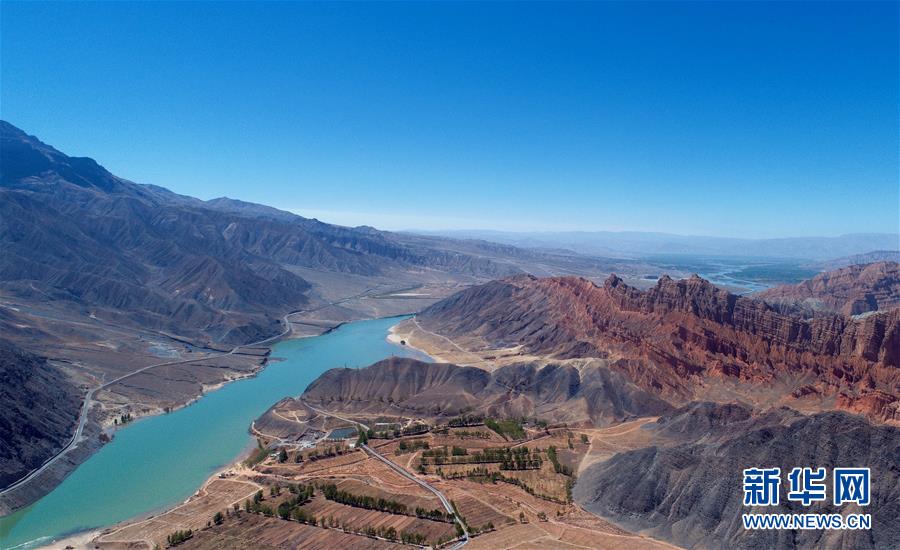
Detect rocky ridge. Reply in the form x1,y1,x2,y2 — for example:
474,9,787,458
301,356,673,426
757,261,900,316
417,272,900,422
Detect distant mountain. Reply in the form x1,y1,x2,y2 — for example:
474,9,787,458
302,356,673,426
0,121,533,345
0,120,625,503
757,261,900,316
575,403,900,549
0,341,81,489
411,229,900,260
417,273,899,422
809,250,900,271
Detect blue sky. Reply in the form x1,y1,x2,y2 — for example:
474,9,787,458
2,1,897,238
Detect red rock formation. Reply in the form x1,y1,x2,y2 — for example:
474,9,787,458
757,261,900,316
419,273,900,423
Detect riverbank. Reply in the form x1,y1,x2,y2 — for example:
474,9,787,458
0,316,423,550
387,317,503,370
36,440,265,550
36,528,100,550
0,308,343,518
386,318,448,361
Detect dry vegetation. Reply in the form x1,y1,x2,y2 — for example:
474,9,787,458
91,411,672,550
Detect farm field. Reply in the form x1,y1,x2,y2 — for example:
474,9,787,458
181,513,403,549
89,406,672,549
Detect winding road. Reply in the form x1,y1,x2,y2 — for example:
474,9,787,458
303,403,470,549
0,311,298,499
0,285,387,499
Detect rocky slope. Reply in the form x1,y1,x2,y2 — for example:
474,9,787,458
1,121,627,345
302,356,673,425
417,272,900,422
0,122,519,345
574,403,900,549
0,341,81,489
757,261,900,316
1,120,626,504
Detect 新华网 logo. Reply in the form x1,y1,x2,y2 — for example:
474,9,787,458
741,467,872,530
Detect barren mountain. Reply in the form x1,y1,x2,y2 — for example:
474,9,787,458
301,356,673,426
810,250,900,271
0,121,521,345
575,403,900,549
417,229,899,260
1,121,629,344
0,341,81,489
757,261,900,316
0,121,623,505
416,272,900,422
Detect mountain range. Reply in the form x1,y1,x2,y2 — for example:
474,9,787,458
0,120,621,508
2,120,525,345
2,118,898,545
412,229,899,260
289,261,900,549
415,269,899,422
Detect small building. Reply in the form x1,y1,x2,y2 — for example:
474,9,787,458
325,426,358,441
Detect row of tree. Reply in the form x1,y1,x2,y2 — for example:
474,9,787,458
237,485,439,545
276,485,315,519
420,445,543,470
414,506,454,523
320,483,408,515
448,413,484,427
166,529,192,546
396,438,429,454
547,445,573,476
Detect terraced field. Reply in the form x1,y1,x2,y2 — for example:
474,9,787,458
90,405,672,549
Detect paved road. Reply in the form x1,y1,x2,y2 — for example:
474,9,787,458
304,402,470,549
0,285,388,498
362,445,470,549
0,310,300,498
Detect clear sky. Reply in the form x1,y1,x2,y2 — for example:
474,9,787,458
1,1,897,238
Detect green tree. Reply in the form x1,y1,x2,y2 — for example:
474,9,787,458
357,425,370,445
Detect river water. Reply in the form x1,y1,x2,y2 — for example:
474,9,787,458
0,316,427,549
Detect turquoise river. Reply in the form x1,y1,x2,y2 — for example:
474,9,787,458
0,316,428,549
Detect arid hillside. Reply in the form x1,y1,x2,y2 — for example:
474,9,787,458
416,271,899,423
575,403,900,549
0,120,624,508
0,341,81,488
302,356,673,426
348,265,900,549
757,261,900,316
